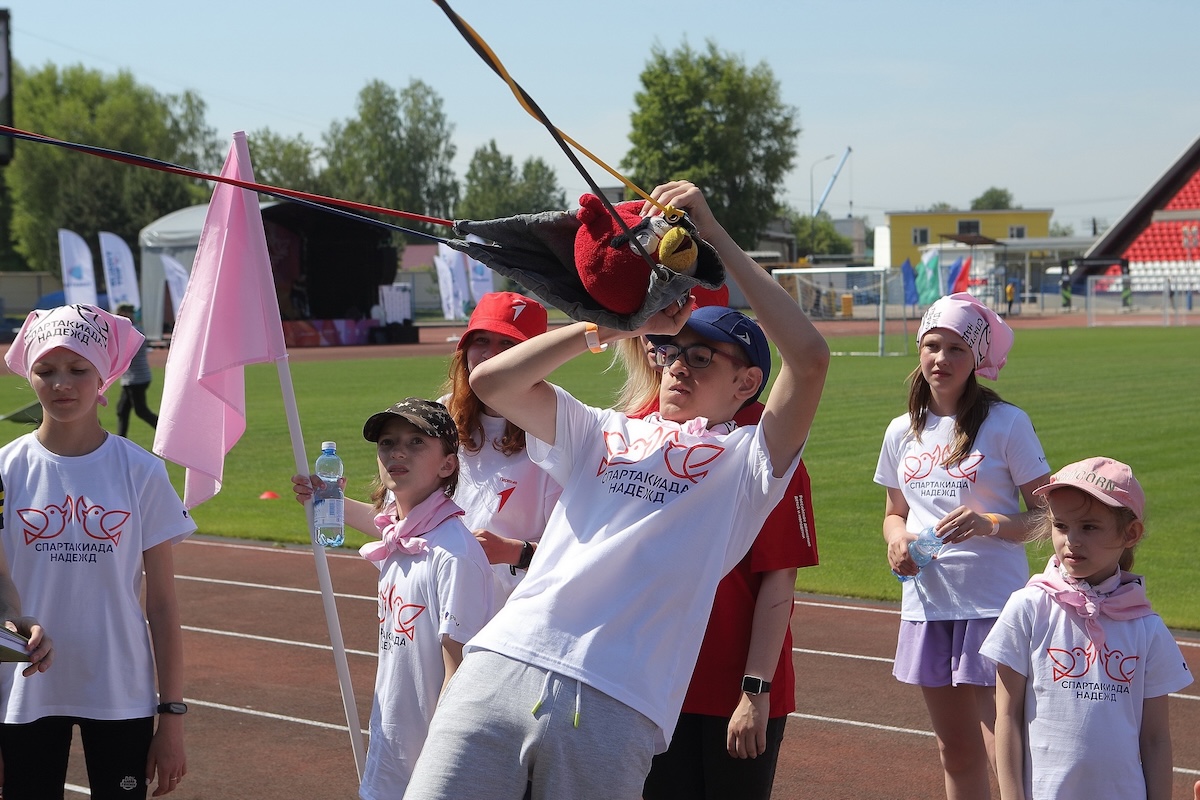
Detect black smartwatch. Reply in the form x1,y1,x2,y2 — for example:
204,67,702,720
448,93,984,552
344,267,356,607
156,702,188,715
741,675,771,695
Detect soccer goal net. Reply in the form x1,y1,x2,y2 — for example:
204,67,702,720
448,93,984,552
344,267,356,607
1085,273,1197,327
772,265,907,356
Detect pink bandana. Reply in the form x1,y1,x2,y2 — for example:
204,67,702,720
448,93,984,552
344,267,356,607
5,304,143,407
917,292,1013,380
359,491,464,564
1026,556,1153,650
644,413,736,439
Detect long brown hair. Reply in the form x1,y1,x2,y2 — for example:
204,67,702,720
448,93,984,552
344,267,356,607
906,366,1006,468
440,349,528,458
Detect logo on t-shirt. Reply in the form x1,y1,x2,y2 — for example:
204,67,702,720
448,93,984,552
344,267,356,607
17,495,131,547
378,581,426,649
598,428,726,483
1046,642,1140,684
902,445,983,483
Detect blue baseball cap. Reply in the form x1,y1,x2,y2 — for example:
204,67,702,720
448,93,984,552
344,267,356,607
649,305,772,402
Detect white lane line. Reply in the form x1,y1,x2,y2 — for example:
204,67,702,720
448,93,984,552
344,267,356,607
182,625,376,658
177,573,373,602
793,647,894,664
789,712,932,737
183,538,362,560
185,698,368,736
794,599,898,615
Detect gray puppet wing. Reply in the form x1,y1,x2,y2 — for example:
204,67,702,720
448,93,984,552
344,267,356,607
449,211,726,331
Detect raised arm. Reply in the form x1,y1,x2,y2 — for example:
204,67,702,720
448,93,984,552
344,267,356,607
644,182,830,472
469,305,691,447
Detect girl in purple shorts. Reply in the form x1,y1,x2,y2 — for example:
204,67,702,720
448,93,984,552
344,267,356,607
873,293,1050,799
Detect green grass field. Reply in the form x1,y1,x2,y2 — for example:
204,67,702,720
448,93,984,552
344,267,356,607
2,325,1196,629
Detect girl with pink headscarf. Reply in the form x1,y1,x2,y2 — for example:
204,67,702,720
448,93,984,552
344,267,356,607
0,304,196,798
873,293,1052,799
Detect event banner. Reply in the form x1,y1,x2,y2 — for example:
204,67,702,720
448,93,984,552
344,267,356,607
161,253,191,318
98,231,141,312
57,228,99,306
434,242,470,321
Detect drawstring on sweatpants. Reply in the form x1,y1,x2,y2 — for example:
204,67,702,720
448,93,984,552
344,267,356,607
529,671,582,729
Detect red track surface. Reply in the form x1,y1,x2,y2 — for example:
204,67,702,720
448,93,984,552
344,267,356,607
58,537,1199,798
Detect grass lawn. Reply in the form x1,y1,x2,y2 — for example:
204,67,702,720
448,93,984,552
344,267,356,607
1,325,1196,629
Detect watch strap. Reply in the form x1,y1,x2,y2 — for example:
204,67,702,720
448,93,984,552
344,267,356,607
584,323,608,354
156,701,188,715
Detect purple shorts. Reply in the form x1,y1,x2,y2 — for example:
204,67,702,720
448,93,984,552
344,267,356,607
892,618,998,688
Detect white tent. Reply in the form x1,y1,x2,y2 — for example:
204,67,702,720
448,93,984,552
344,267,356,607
138,204,218,341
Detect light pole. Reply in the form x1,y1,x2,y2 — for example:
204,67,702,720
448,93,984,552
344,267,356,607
808,153,836,260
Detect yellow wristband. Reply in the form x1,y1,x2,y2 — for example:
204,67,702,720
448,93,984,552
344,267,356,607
584,323,608,354
983,513,1000,536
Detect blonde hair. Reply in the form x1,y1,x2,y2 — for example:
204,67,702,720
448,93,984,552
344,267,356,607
611,337,660,415
1029,492,1141,572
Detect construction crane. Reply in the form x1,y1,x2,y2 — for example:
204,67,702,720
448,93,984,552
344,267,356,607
812,146,852,220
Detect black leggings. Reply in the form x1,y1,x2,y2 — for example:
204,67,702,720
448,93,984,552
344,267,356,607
0,716,154,800
116,383,159,436
643,713,788,800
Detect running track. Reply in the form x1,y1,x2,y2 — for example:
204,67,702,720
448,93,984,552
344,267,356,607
55,537,1199,798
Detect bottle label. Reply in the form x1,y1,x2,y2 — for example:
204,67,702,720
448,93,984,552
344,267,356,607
313,498,344,528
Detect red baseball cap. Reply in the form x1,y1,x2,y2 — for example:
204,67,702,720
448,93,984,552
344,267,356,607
457,292,548,350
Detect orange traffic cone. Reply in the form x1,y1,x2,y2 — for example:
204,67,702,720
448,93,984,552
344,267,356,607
259,491,281,500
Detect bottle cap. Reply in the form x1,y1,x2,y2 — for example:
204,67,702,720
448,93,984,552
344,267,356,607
321,441,336,451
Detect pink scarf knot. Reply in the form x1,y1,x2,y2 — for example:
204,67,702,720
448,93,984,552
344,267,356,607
359,492,464,564
1026,556,1153,650
644,413,736,439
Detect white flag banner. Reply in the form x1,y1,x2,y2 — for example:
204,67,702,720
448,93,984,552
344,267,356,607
465,233,495,303
434,242,469,321
161,253,191,318
98,231,141,312
57,228,98,307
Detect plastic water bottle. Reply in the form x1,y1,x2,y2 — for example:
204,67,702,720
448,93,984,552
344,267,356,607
312,442,345,548
893,526,944,583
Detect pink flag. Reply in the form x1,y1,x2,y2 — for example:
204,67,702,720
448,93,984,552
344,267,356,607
153,132,287,508
951,256,973,293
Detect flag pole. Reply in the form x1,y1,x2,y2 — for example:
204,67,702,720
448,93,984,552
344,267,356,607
276,357,367,778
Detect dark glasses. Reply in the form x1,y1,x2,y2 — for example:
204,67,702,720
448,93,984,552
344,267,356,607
654,342,748,370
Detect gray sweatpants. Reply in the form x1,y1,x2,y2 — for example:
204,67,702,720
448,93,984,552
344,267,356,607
404,649,658,800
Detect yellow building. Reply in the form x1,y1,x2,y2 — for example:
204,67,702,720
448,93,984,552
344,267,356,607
886,209,1052,267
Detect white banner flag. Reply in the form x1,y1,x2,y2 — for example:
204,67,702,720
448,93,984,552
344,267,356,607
58,228,98,307
98,231,141,312
434,243,470,321
465,233,495,303
161,253,191,318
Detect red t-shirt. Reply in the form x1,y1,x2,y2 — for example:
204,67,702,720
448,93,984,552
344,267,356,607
633,400,818,719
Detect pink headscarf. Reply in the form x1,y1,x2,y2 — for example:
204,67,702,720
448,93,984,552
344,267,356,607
1026,556,1153,652
5,303,143,407
917,292,1013,380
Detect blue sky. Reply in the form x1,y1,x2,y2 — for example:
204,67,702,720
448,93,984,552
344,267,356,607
9,0,1200,235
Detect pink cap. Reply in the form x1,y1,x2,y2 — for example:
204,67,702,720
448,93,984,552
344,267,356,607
1033,457,1146,520
456,292,548,350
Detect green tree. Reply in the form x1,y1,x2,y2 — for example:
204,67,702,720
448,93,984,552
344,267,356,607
1049,219,1075,237
321,79,458,238
970,186,1016,210
248,128,324,194
622,41,799,249
5,63,214,273
792,211,852,257
929,201,954,212
457,140,566,220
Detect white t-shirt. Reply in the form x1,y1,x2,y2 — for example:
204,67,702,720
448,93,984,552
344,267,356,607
980,583,1193,800
467,384,800,750
454,412,562,604
874,402,1049,620
359,516,494,800
0,432,196,722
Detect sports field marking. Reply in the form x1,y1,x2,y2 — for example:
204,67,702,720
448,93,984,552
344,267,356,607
182,624,376,658
176,573,373,602
793,647,893,664
185,698,368,736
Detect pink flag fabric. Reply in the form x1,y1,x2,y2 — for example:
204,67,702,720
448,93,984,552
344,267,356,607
153,132,288,508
